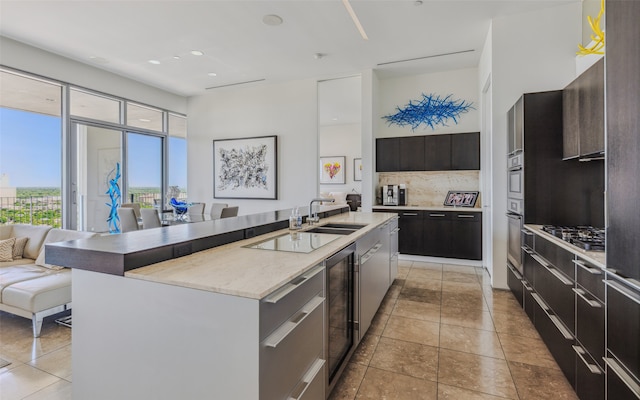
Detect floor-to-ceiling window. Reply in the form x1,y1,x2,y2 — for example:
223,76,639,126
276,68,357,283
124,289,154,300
0,70,63,227
0,67,187,232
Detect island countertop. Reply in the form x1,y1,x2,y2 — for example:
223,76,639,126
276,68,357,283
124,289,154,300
125,212,397,300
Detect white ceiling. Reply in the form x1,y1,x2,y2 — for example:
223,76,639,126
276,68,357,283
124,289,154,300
0,0,576,99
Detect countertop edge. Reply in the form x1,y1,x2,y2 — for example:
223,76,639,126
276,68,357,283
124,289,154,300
372,205,482,212
524,224,606,269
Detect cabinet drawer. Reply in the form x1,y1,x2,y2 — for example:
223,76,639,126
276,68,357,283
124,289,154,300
260,295,324,400
260,264,324,340
606,274,640,382
535,236,575,280
574,345,604,400
507,263,524,307
425,211,451,220
574,286,604,369
574,257,604,302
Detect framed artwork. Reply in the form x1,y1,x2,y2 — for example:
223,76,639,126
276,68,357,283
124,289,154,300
213,135,277,199
443,191,479,207
353,158,362,181
320,156,345,184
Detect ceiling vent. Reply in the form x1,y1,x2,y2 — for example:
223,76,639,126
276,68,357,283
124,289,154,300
377,49,475,66
206,79,266,90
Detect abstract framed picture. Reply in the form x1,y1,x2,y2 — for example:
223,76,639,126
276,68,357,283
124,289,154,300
320,156,345,184
213,135,277,199
353,158,362,181
443,190,479,207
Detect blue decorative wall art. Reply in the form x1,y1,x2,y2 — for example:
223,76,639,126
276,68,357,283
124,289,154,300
105,163,122,234
383,93,475,131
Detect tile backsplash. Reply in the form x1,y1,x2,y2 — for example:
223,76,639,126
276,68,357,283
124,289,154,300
378,171,480,207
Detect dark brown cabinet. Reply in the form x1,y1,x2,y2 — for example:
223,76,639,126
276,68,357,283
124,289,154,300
376,132,479,172
375,137,400,172
563,58,605,159
399,136,425,171
424,135,451,170
373,209,482,260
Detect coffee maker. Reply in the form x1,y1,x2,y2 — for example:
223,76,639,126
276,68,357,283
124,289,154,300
381,185,399,205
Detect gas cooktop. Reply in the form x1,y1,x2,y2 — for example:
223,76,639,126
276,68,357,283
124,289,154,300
541,225,605,252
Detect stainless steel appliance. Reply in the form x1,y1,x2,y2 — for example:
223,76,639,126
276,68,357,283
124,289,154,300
381,185,399,206
541,225,605,252
507,213,524,274
325,243,356,394
507,154,524,201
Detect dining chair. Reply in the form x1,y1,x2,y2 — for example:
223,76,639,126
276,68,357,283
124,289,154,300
209,203,228,219
188,202,205,216
121,202,141,219
220,206,239,219
140,208,162,229
117,207,140,232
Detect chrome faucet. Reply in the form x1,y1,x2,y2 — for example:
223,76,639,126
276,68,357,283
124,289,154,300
308,198,334,225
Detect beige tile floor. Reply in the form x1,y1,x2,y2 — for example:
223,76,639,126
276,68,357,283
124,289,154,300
0,261,578,399
329,260,579,400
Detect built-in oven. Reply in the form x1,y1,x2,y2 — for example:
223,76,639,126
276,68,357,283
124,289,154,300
325,243,356,395
507,212,523,274
507,153,524,200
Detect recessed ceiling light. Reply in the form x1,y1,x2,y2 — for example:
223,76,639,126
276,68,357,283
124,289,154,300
332,117,339,121
191,50,204,56
263,14,283,26
139,118,152,123
207,72,217,77
314,53,325,60
173,56,181,60
148,59,161,65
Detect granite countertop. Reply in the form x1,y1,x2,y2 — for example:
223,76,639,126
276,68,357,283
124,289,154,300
125,212,397,300
373,205,482,212
524,224,606,269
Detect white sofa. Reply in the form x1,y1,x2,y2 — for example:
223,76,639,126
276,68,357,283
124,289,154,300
0,224,97,337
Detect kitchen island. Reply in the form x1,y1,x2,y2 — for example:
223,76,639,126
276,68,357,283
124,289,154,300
61,210,397,400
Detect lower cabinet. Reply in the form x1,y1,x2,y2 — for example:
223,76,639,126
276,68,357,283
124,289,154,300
507,263,524,307
377,209,482,260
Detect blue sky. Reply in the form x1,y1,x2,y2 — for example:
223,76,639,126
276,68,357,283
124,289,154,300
0,107,187,188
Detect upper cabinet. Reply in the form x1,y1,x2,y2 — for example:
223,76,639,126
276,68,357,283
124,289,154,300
376,132,480,172
563,58,605,159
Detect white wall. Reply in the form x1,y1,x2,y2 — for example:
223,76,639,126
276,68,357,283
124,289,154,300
187,79,319,215
0,36,187,113
319,123,362,194
484,2,582,289
377,68,480,138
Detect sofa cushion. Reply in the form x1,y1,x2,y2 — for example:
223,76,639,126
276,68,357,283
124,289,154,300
2,270,71,313
0,264,50,301
12,237,29,259
0,258,37,268
35,229,98,269
0,238,15,262
0,225,13,240
10,224,53,260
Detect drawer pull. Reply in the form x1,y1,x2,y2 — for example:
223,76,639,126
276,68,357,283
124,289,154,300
531,253,573,286
549,315,574,340
288,358,325,400
573,259,602,275
531,253,550,268
604,357,640,398
572,345,602,375
605,280,640,306
521,246,533,255
523,282,533,292
391,227,400,234
429,213,446,217
457,214,475,218
521,229,534,236
402,213,419,216
507,263,523,280
531,293,550,312
572,288,602,308
264,296,324,348
264,264,323,304
360,243,381,266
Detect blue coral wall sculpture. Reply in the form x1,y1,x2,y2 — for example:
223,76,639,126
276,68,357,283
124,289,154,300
383,93,475,131
105,162,122,234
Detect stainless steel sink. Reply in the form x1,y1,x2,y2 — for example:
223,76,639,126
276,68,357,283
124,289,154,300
306,223,366,235
321,223,367,229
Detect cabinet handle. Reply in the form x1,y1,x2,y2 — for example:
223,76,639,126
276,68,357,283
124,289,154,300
531,253,573,286
264,296,323,348
521,246,533,255
521,229,534,236
572,345,602,375
402,213,419,216
507,263,523,280
264,264,323,304
523,282,533,291
391,227,400,234
360,243,381,266
604,357,640,398
288,359,325,400
531,292,550,312
457,214,475,218
572,288,602,308
429,213,446,217
605,280,640,306
573,259,602,275
549,314,574,340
